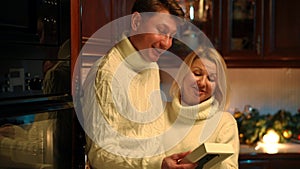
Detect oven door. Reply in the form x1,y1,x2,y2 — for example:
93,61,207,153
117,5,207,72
0,96,77,169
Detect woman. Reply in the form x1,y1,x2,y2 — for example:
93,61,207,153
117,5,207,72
162,47,239,169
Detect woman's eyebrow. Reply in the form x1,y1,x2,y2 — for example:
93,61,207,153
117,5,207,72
191,66,205,71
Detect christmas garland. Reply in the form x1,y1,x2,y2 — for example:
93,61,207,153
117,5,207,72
234,106,300,145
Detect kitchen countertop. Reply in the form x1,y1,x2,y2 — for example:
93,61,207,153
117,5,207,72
240,142,300,155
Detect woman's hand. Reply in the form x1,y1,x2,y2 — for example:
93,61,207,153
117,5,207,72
161,151,198,169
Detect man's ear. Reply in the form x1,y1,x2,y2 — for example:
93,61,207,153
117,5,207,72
131,12,142,31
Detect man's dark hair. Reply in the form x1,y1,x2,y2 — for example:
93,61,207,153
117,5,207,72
131,0,184,18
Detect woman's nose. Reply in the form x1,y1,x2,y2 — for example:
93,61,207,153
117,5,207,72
196,76,207,87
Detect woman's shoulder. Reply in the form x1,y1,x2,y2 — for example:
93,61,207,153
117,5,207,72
220,111,237,124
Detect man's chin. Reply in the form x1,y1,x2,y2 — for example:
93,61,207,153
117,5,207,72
152,57,160,62
150,55,160,62
150,50,162,62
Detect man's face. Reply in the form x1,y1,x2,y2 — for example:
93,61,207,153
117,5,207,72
130,11,178,62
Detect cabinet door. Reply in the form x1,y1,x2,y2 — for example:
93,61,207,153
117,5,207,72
81,0,134,41
264,0,300,64
81,0,112,42
79,0,135,73
221,0,300,67
221,0,264,67
186,0,222,50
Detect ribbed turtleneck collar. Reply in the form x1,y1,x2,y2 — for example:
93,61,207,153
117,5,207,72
171,96,219,121
115,35,157,72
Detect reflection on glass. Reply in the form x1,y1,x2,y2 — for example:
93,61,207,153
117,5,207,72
0,40,70,99
231,0,255,51
0,110,72,169
0,40,71,169
42,40,71,95
0,0,70,100
183,0,212,22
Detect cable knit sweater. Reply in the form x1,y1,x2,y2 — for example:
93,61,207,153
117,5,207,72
163,97,240,169
82,36,166,169
82,36,239,169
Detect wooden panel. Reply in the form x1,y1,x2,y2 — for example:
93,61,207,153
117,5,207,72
221,0,263,60
71,0,81,79
81,0,112,39
264,0,300,60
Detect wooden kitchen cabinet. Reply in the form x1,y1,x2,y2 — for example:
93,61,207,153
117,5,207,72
263,0,300,63
81,0,135,44
71,0,135,89
72,0,300,69
192,0,300,68
221,0,263,66
222,0,300,67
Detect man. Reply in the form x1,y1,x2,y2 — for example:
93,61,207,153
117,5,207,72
80,0,198,168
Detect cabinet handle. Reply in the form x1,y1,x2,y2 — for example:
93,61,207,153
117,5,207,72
214,38,219,49
256,35,261,55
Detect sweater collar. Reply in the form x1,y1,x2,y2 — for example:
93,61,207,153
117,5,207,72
116,35,157,72
171,96,219,121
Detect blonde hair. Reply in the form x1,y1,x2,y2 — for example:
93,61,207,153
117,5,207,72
169,47,230,110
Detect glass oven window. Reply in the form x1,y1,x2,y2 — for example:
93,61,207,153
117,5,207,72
0,109,73,169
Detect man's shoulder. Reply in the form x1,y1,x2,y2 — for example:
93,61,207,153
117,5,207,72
97,47,123,69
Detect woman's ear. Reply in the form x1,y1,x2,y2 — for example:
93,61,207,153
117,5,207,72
131,12,142,31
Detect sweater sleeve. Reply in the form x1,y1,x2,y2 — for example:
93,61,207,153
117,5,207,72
86,136,164,169
84,66,165,169
213,112,240,169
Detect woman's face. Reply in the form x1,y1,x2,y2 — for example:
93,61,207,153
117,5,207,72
181,58,217,106
130,10,178,62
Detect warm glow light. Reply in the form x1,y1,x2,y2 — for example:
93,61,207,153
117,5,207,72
255,142,279,154
255,129,280,154
282,129,292,139
262,129,280,144
189,5,194,20
199,0,204,19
